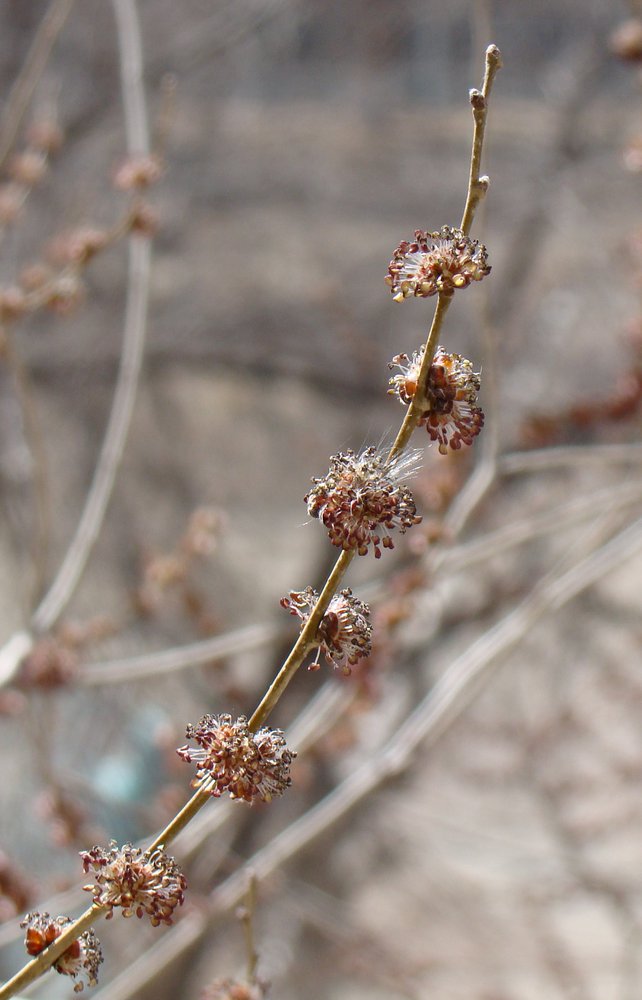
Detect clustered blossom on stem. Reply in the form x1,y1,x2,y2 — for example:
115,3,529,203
281,586,372,675
388,345,484,454
21,911,103,993
386,225,490,301
177,714,295,803
80,843,186,926
305,446,422,558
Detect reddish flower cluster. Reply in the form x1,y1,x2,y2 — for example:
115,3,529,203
177,714,295,803
21,911,102,993
389,345,484,454
80,843,186,926
281,587,372,674
386,225,490,301
305,447,422,558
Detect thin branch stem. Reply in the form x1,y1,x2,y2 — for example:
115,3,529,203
387,292,452,463
80,622,279,685
499,442,642,475
0,41,503,998
146,785,213,853
0,905,103,1000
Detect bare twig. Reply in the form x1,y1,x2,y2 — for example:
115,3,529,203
0,41,503,997
460,44,502,235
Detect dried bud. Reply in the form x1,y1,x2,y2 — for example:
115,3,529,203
19,262,53,291
305,447,422,558
44,273,85,314
8,151,47,187
389,345,484,454
177,714,295,803
21,912,102,992
0,183,24,225
281,587,372,674
386,225,490,301
144,553,187,590
47,228,108,267
80,843,186,926
0,286,27,323
624,136,642,173
26,121,64,155
18,635,79,689
114,154,162,191
182,506,222,557
610,19,642,62
129,201,159,236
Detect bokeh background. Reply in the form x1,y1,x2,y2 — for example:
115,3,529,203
2,1,642,998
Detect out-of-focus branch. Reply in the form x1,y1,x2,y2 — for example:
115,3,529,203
0,0,75,172
31,0,152,635
499,442,642,474
80,622,278,686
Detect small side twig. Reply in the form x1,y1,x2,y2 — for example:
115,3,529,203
460,44,502,236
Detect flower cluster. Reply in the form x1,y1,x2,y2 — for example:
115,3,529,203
389,345,484,454
80,843,186,926
177,714,295,803
21,911,102,993
386,225,490,301
305,447,422,558
281,587,372,674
